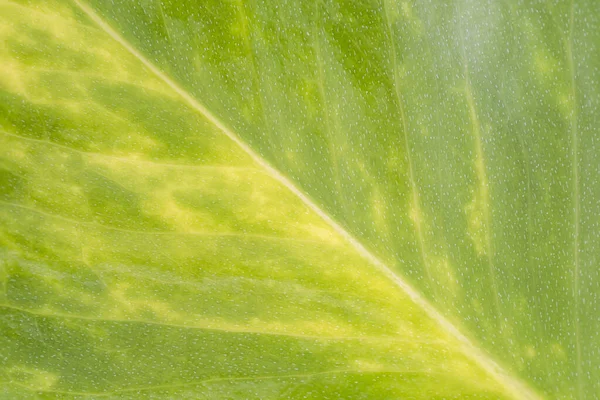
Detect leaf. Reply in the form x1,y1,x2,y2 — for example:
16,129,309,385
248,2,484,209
0,0,598,398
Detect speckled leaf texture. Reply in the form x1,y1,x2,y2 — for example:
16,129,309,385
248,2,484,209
0,0,598,399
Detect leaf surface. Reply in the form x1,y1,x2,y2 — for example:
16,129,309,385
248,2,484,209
1,0,599,399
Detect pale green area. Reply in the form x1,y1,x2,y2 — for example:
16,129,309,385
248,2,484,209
0,0,598,399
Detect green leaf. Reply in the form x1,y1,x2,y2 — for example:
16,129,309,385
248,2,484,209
1,0,598,398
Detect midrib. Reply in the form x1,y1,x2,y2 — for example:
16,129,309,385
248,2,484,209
72,1,541,398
